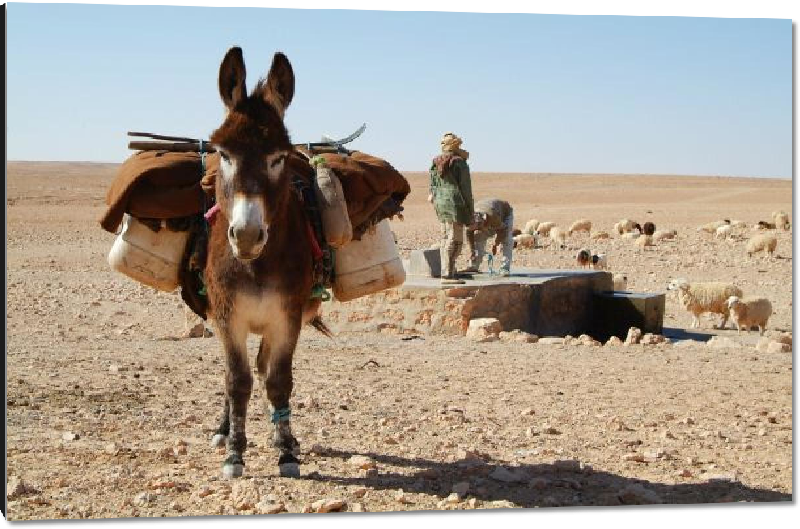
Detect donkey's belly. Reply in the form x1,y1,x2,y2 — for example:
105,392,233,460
234,291,287,335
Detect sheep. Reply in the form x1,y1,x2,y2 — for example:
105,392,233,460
549,226,567,250
652,229,677,242
567,219,592,236
577,249,607,269
666,279,743,329
612,273,627,291
536,221,556,237
590,230,610,241
698,220,730,234
730,220,747,229
523,219,540,236
757,221,776,230
746,233,777,257
641,222,656,236
620,232,640,240
772,211,790,230
715,224,732,239
726,296,772,335
635,234,654,249
513,233,536,249
616,219,638,234
511,228,522,237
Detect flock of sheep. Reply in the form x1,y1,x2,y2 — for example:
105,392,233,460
509,210,790,336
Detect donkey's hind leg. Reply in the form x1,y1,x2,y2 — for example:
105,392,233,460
218,324,253,479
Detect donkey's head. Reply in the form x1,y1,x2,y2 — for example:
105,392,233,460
210,47,295,261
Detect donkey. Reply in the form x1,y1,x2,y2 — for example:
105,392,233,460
204,47,326,478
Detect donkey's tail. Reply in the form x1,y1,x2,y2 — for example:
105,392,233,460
309,316,334,339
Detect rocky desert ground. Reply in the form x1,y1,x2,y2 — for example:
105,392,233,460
5,162,793,520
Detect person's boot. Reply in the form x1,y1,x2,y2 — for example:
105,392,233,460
441,243,465,284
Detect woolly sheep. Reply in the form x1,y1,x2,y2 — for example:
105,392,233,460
715,224,733,239
612,273,627,291
576,249,591,268
642,222,656,236
590,230,610,240
620,232,640,240
575,249,606,269
523,219,540,236
746,233,777,257
757,221,776,230
635,234,654,249
568,219,592,236
666,279,743,329
726,296,772,335
698,220,730,234
652,229,677,241
772,211,790,230
616,219,638,234
513,233,536,249
536,221,556,237
549,226,567,250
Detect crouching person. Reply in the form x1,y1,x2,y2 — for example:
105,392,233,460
466,198,514,277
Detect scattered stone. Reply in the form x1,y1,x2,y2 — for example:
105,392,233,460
520,408,535,416
232,481,260,511
196,486,214,498
605,336,624,346
467,498,479,508
775,333,792,346
351,502,365,512
661,429,676,440
707,336,737,349
466,318,502,342
7,477,38,500
490,500,516,509
499,330,538,343
542,424,561,435
312,499,347,513
563,335,577,345
445,493,461,504
679,469,693,478
348,455,376,470
186,323,213,338
352,487,368,498
132,491,155,508
395,489,414,504
538,337,565,345
624,327,642,345
489,466,528,483
61,431,79,441
256,501,286,514
452,481,470,497
681,417,696,426
578,334,601,346
104,442,119,455
767,341,791,354
641,333,668,345
618,484,662,504
622,453,646,463
456,449,484,462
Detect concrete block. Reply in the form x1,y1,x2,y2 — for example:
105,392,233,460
407,248,441,278
592,291,665,342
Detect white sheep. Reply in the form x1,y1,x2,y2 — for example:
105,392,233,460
730,220,747,229
523,219,540,236
615,219,637,234
612,273,627,291
726,296,772,335
567,219,592,236
698,220,730,234
746,233,777,257
549,226,567,250
513,233,536,249
715,224,732,239
652,229,677,242
536,221,556,237
666,279,743,329
772,211,790,230
620,232,640,240
590,230,610,241
635,234,654,249
591,253,607,270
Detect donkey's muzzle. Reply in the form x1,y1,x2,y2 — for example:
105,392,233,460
228,224,266,260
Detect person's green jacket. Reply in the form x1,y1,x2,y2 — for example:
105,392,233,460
429,154,474,225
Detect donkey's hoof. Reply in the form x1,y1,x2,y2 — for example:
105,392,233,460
222,455,245,479
210,434,228,448
278,462,300,478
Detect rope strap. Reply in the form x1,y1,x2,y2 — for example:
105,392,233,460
271,407,292,424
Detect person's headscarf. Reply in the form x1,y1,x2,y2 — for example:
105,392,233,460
440,132,469,160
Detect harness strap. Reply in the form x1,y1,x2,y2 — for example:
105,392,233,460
271,406,292,424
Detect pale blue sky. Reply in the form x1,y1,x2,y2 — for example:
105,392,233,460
6,3,792,177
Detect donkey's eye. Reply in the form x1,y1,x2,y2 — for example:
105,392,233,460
269,154,286,169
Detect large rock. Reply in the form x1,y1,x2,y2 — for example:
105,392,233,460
406,248,442,278
466,318,502,342
498,330,538,343
624,327,642,346
707,336,737,349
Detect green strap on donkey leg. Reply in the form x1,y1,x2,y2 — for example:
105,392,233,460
271,407,292,424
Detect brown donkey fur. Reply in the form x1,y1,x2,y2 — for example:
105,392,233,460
204,47,323,478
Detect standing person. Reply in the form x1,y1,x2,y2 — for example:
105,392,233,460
466,198,514,277
428,132,474,284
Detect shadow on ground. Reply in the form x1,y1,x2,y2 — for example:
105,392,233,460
662,327,715,342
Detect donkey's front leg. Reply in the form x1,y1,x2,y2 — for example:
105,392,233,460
219,325,253,479
259,316,301,477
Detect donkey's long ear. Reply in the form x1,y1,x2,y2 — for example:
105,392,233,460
255,52,294,119
218,47,247,111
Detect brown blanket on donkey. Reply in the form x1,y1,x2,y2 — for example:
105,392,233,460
99,149,410,239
